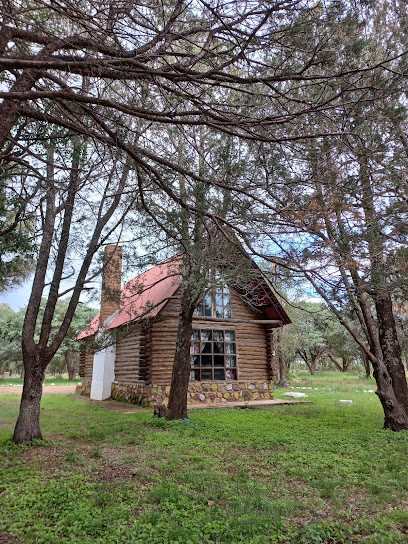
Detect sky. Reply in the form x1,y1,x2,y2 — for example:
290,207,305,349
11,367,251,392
0,280,33,311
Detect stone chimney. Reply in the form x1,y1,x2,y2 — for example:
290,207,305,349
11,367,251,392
100,244,122,327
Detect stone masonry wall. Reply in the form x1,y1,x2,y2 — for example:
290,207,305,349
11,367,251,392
76,380,91,396
111,380,273,407
77,380,274,407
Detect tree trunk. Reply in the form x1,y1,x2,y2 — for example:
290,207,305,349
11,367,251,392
375,294,408,409
277,352,287,386
362,354,371,378
65,350,77,381
166,284,196,421
306,357,317,375
13,353,46,443
372,359,408,431
358,157,408,428
310,359,317,375
327,352,343,372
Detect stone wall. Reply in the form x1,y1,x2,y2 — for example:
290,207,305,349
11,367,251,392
110,380,273,407
76,381,92,396
77,379,274,407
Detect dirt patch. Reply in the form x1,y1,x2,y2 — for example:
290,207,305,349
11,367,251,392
17,439,149,485
94,462,141,483
0,385,76,395
74,395,150,413
0,533,18,543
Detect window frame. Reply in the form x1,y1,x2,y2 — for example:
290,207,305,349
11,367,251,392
190,328,238,381
195,284,231,319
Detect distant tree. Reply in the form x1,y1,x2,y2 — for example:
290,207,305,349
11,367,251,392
274,327,291,386
281,302,329,376
0,300,97,380
0,304,24,374
0,184,36,292
53,302,98,380
325,317,362,373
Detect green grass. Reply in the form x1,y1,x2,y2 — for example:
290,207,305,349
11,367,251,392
1,380,408,543
0,375,80,386
288,369,377,385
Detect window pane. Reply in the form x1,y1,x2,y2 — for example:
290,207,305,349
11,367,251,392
223,307,231,318
190,328,237,382
196,304,204,316
216,306,223,317
214,368,225,380
191,356,200,368
201,330,212,341
225,356,236,368
226,343,236,354
205,304,212,316
202,355,212,367
223,289,230,314
190,342,200,354
226,369,236,380
202,342,212,354
216,294,223,306
201,369,212,380
214,355,224,367
205,294,212,305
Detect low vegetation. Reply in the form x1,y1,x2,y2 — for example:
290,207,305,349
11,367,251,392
0,376,79,387
1,376,408,543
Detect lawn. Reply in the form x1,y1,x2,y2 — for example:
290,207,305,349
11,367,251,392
1,376,408,544
0,375,80,387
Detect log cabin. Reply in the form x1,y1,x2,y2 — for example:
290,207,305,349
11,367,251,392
76,245,291,406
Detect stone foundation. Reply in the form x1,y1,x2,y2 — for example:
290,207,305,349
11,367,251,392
76,380,92,396
111,380,273,407
77,380,274,407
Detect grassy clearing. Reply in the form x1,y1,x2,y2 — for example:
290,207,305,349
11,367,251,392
1,379,408,544
288,369,377,385
0,375,79,387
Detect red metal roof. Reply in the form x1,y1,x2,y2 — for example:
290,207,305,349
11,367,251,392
77,255,290,340
77,259,182,339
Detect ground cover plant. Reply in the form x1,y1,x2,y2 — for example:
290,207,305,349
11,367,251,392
0,376,79,387
1,380,408,544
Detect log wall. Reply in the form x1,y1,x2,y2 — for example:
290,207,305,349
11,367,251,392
79,338,95,381
114,324,142,384
149,288,270,385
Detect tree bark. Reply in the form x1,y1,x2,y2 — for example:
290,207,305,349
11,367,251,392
13,354,46,442
327,352,343,372
65,350,77,381
362,353,371,378
273,328,287,386
375,294,408,409
166,283,196,420
372,359,408,431
359,157,408,426
277,351,287,386
309,357,317,375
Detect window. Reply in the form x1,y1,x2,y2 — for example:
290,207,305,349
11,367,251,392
196,285,231,319
190,329,237,381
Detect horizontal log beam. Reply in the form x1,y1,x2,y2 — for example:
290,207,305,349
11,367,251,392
163,314,283,325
